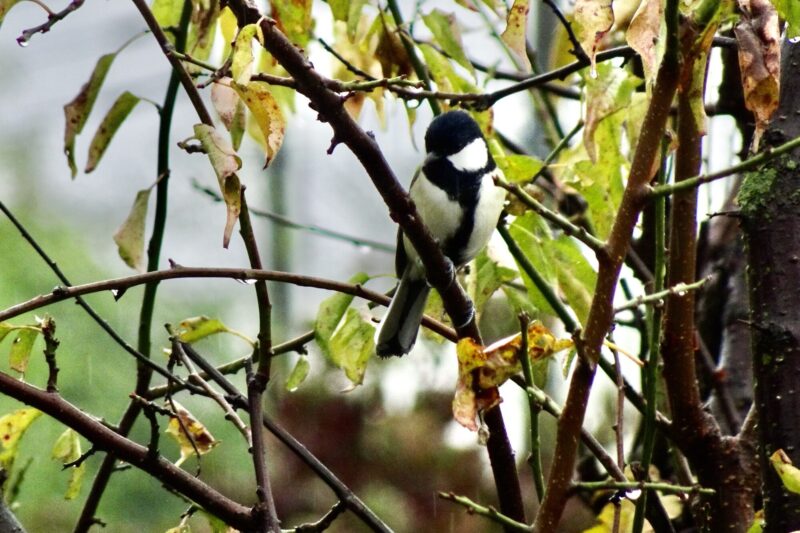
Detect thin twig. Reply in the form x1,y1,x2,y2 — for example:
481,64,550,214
293,501,347,532
173,342,251,444
438,492,530,531
193,181,394,252
517,313,545,502
614,277,710,313
497,180,607,254
146,330,316,399
0,202,200,394
17,0,86,46
40,316,60,393
541,0,589,63
649,134,800,198
574,480,715,496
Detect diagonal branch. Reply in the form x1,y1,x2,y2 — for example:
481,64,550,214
0,372,255,530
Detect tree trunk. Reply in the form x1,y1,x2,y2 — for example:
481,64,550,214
740,37,800,532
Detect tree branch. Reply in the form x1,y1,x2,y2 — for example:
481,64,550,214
0,372,255,530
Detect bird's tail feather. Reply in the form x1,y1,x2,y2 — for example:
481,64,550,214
376,274,430,357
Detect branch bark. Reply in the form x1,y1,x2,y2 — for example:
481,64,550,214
741,36,800,532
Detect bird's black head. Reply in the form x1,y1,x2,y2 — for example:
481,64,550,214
424,110,485,157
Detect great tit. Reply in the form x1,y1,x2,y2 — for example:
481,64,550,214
376,110,506,357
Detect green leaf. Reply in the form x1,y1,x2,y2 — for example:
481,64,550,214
329,0,368,40
770,0,800,38
419,43,477,94
201,511,230,533
0,408,42,470
270,0,313,47
329,307,375,386
151,0,184,38
165,526,192,533
771,449,800,494
51,428,85,500
496,153,544,183
422,9,474,75
285,355,310,391
193,123,243,248
468,249,518,314
9,328,40,374
0,323,16,344
85,91,141,173
314,272,370,358
63,52,117,178
231,24,263,85
500,0,531,71
113,189,151,271
231,81,286,168
175,316,253,345
550,236,596,325
0,0,22,21
508,212,557,316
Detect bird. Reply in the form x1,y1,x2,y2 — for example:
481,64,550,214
376,110,506,357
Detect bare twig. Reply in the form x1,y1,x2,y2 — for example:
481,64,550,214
614,277,710,313
293,501,347,532
438,492,530,531
0,372,254,530
16,0,86,46
0,202,200,395
40,316,59,393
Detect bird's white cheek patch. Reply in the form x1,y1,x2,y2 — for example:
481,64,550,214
447,137,488,172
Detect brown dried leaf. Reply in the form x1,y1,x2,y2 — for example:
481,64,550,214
166,401,219,467
735,0,780,146
453,322,573,430
626,0,664,85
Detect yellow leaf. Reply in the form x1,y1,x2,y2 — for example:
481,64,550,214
453,322,572,430
573,0,615,69
231,24,263,85
0,408,42,469
85,91,141,173
113,189,151,271
270,0,313,47
500,0,532,71
771,449,800,494
210,78,246,150
231,81,286,168
193,124,242,247
166,401,219,467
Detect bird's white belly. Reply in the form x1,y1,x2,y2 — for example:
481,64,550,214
404,169,506,267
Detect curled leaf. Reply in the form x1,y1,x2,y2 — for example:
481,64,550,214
63,52,117,178
174,315,253,345
735,0,780,147
85,91,141,173
113,189,151,271
285,355,310,392
52,428,86,500
166,401,219,467
770,449,800,494
453,322,572,430
231,24,263,85
211,78,246,150
231,81,286,167
193,124,243,247
626,0,664,85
